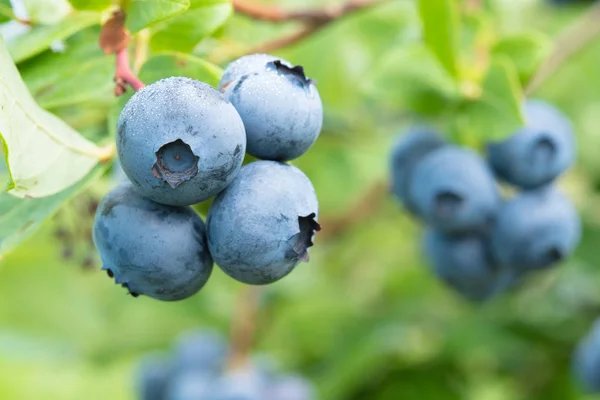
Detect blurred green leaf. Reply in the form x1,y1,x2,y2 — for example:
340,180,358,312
0,164,105,256
125,0,190,33
0,0,13,23
19,27,114,110
0,34,101,198
459,57,525,142
8,12,100,63
150,0,232,53
139,52,222,86
23,0,72,25
68,0,112,11
418,0,460,79
493,32,552,85
368,44,460,116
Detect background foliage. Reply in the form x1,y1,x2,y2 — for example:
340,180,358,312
1,0,600,399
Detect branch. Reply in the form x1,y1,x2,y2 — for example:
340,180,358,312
232,0,386,55
318,181,389,241
233,0,383,23
227,286,264,370
99,10,146,96
526,2,600,96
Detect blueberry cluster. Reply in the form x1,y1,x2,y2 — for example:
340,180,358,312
93,54,323,301
390,100,581,301
136,329,315,400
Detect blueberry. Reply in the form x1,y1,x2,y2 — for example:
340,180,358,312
93,182,213,301
574,319,600,393
172,329,228,374
135,354,171,400
423,230,517,301
207,161,320,285
166,370,214,400
487,100,575,189
211,367,269,400
222,56,323,161
390,126,446,213
490,187,581,271
408,146,501,233
266,375,315,400
117,77,246,206
219,54,279,91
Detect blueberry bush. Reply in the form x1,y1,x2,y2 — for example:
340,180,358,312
2,0,600,399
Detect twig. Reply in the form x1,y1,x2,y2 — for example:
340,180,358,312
114,47,146,95
233,0,383,23
250,28,315,54
227,286,264,370
231,0,385,56
318,181,389,241
99,10,146,96
526,2,600,96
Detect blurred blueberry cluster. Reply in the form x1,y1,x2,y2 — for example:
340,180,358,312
136,329,315,400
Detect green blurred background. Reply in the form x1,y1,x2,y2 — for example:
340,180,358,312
2,0,600,398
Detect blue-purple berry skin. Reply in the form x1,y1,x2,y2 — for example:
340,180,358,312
207,161,320,285
172,329,227,374
218,54,279,91
424,230,507,302
487,100,576,189
136,354,171,400
222,56,323,161
408,146,501,233
93,182,213,301
117,77,246,206
390,126,446,213
490,187,581,271
574,319,600,393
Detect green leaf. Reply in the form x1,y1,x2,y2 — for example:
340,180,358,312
418,0,460,79
367,45,461,116
68,0,112,11
492,32,552,85
0,0,14,23
19,27,114,110
0,35,103,198
459,57,525,142
140,52,223,86
8,12,101,63
0,164,105,257
125,0,190,33
23,0,72,25
150,0,232,53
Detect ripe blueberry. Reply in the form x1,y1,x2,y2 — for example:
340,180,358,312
93,182,213,301
390,126,446,213
221,55,323,161
166,371,213,400
408,146,501,233
423,230,516,302
207,161,320,285
211,368,269,400
490,187,581,271
136,354,171,400
219,53,279,91
573,319,600,393
487,100,575,189
172,329,227,374
117,77,246,206
266,375,315,400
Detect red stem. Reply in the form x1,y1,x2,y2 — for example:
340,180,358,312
114,47,145,95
